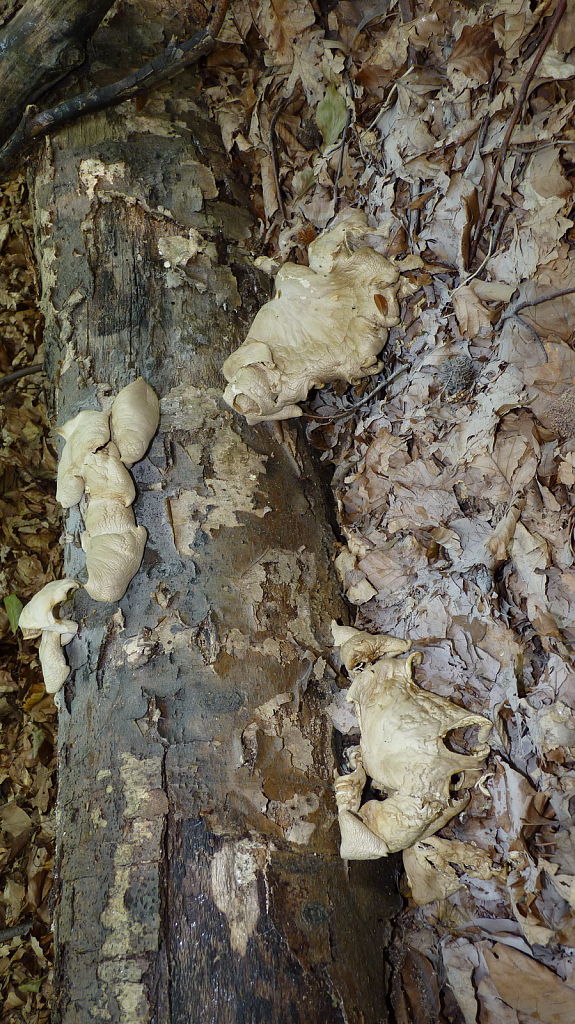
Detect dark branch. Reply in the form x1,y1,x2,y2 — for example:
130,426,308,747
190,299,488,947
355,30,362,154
0,0,230,177
0,362,44,387
0,0,115,145
468,0,567,266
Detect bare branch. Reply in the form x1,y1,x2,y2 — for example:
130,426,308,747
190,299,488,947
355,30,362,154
468,0,567,266
0,0,115,145
0,0,230,176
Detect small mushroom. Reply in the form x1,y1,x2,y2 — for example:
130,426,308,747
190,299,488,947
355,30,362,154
38,631,74,694
19,579,80,694
19,579,80,639
56,410,111,508
110,377,160,467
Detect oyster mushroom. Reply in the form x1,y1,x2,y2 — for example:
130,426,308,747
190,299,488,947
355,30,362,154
56,410,111,508
332,623,492,858
110,377,160,467
19,579,80,694
222,212,417,424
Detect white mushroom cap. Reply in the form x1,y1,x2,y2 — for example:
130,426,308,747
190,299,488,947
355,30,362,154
38,630,73,694
82,526,147,602
83,443,136,505
56,410,111,508
110,377,160,467
19,579,80,640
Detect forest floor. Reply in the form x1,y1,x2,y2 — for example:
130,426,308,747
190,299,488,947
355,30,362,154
2,0,575,1021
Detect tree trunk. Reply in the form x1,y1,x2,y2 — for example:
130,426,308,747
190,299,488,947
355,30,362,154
27,6,400,1022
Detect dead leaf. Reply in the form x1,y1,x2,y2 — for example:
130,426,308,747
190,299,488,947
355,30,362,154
485,943,575,1024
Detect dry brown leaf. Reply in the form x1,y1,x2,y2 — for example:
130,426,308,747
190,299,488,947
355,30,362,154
485,944,575,1024
452,283,496,337
447,24,502,91
420,175,478,270
404,835,501,906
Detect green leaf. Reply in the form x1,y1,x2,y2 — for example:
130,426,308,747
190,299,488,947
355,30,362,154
315,85,349,149
18,978,43,993
3,594,23,633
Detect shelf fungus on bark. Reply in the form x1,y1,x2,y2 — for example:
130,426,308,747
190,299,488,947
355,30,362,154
19,579,80,694
81,504,147,603
332,622,493,859
221,211,418,424
56,410,111,508
55,379,159,602
110,376,160,467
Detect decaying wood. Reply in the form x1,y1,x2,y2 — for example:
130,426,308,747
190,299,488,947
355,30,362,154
0,0,230,175
26,5,400,1021
0,0,115,144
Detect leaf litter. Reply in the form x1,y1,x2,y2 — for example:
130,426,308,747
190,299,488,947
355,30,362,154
0,177,57,1022
5,0,575,1020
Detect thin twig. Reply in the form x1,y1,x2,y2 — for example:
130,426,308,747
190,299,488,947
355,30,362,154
0,0,230,175
0,362,43,387
333,106,352,213
269,97,288,221
453,235,495,292
0,920,32,942
469,0,567,266
499,286,575,323
305,366,408,422
509,136,575,152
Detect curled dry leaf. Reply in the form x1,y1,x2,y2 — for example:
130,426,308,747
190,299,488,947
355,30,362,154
403,835,503,906
447,24,503,91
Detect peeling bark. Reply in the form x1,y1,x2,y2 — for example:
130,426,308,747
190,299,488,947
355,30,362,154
28,5,401,1022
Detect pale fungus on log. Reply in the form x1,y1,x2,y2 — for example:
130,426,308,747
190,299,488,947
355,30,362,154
55,409,111,508
332,622,493,859
18,579,80,694
110,376,161,467
81,522,148,603
18,378,160,692
222,210,420,424
55,377,159,602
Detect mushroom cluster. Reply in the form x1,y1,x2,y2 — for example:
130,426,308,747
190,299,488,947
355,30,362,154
56,377,158,602
19,378,159,694
332,622,492,858
221,210,419,424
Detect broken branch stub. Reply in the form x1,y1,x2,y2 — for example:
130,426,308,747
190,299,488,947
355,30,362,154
222,210,417,424
332,621,493,859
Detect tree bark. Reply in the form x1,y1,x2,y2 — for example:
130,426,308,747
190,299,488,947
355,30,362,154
0,0,115,141
26,5,400,1021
